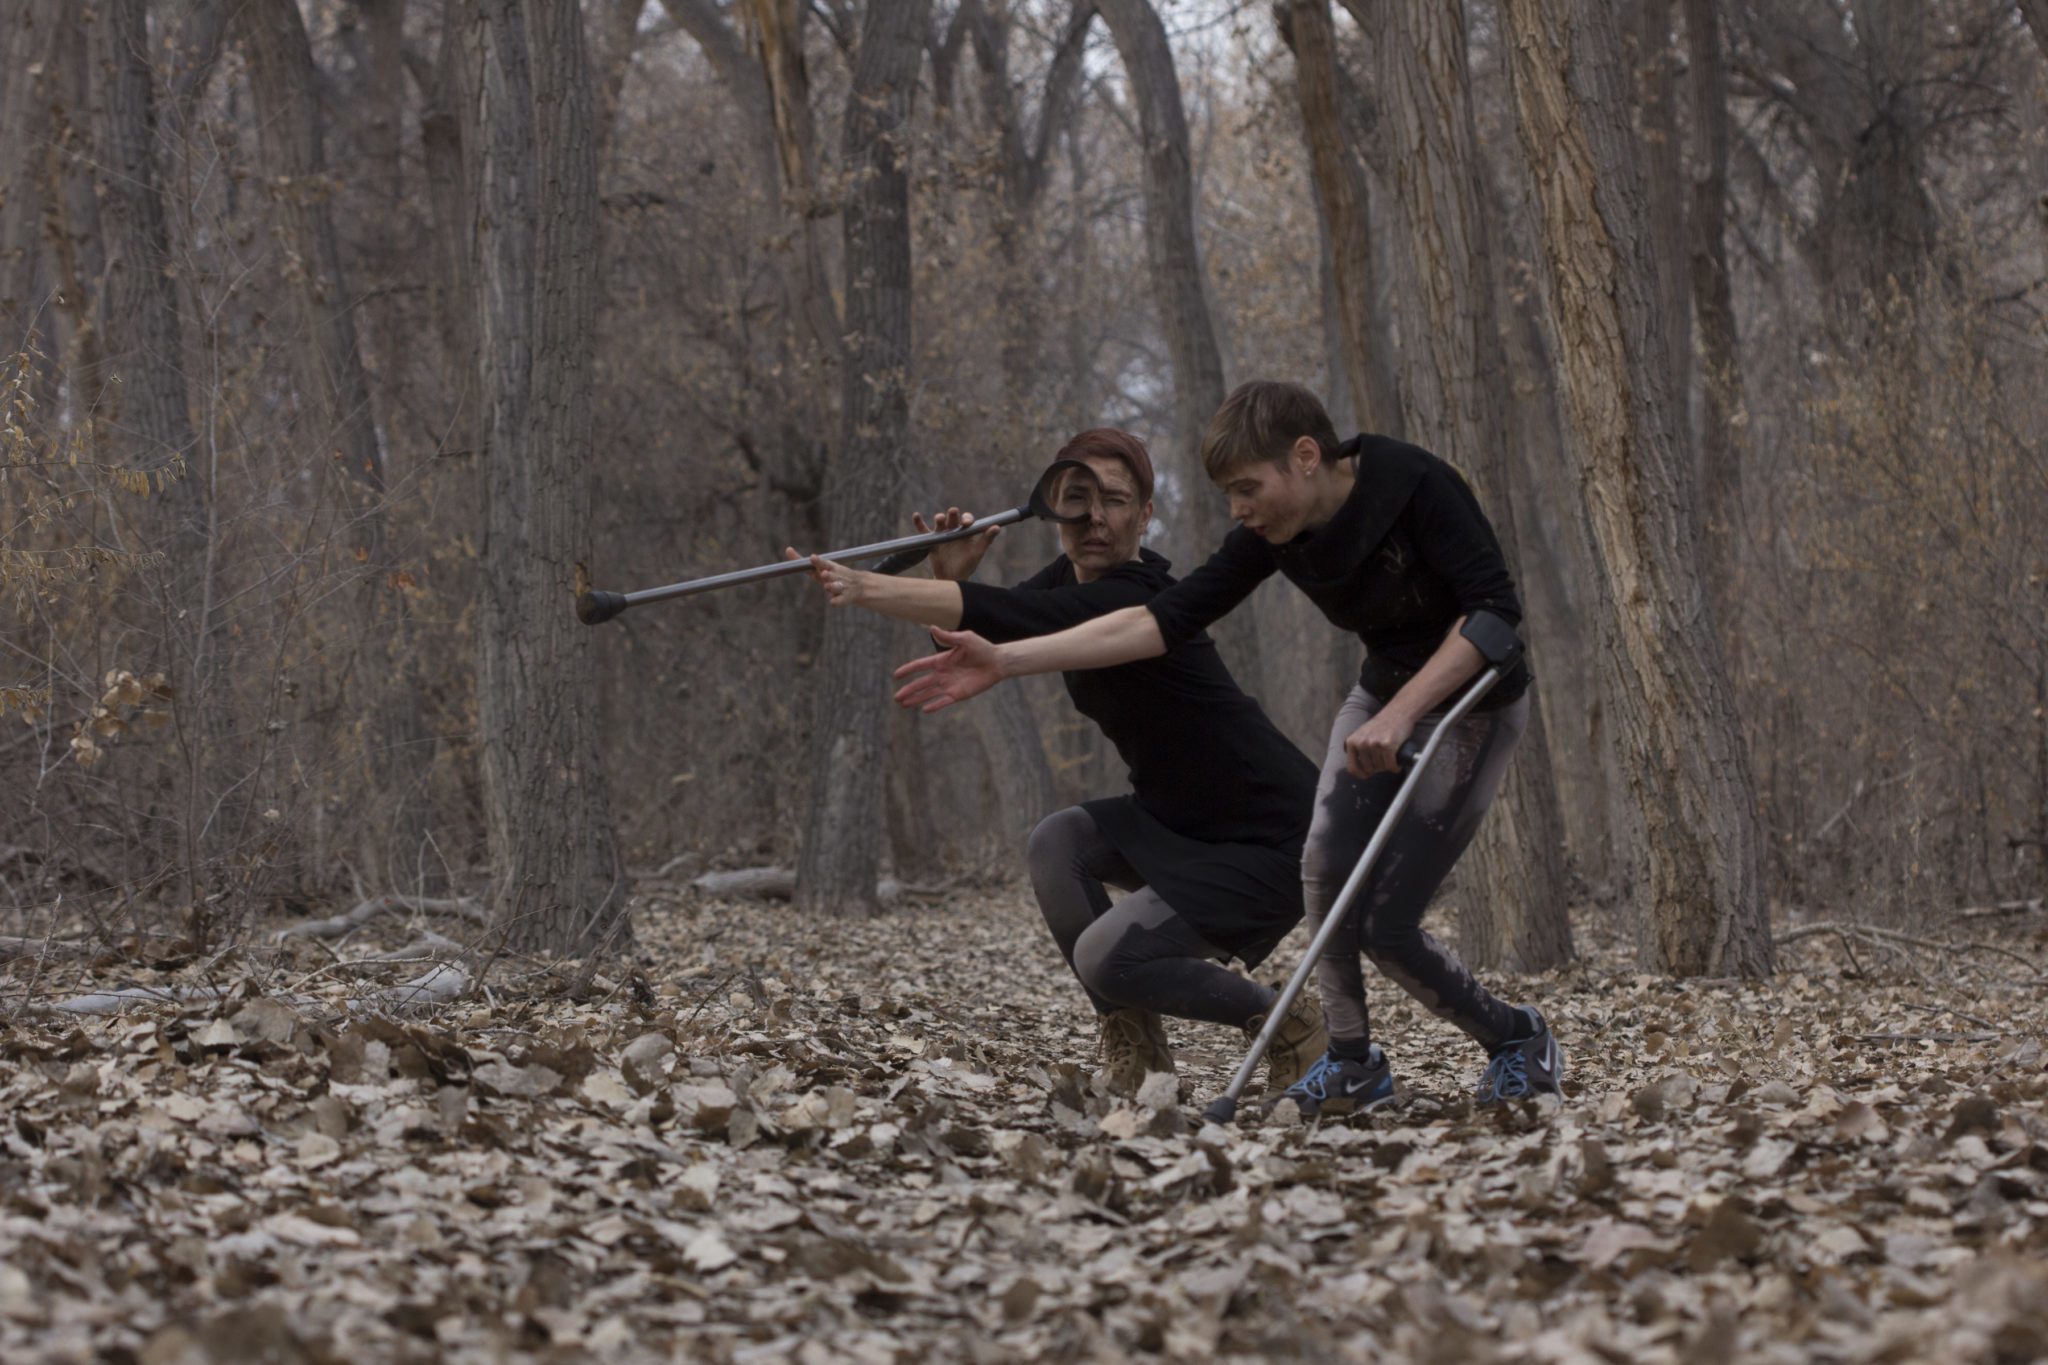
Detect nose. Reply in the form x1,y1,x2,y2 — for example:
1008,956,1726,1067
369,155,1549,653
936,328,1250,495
1228,494,1250,523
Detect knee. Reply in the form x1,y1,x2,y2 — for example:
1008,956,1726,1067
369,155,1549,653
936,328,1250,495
1360,914,1420,965
1026,807,1091,885
1071,919,1128,1003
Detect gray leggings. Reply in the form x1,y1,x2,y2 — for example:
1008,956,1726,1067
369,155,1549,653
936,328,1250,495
1026,806,1274,1027
1303,686,1528,1053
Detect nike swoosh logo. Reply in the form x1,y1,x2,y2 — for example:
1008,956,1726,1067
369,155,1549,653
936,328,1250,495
1541,1037,1560,1076
1341,1075,1382,1096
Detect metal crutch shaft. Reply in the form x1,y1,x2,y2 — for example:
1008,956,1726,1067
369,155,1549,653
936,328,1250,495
1201,664,1508,1125
576,507,1030,624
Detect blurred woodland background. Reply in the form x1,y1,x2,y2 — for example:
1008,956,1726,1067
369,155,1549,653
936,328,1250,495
4,0,2046,974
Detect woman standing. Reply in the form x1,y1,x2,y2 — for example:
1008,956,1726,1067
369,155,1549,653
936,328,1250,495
793,429,1325,1098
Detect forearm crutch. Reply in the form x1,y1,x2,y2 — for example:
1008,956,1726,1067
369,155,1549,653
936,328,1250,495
1202,614,1524,1124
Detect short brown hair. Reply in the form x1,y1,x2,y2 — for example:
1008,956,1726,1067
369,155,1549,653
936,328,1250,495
1200,381,1339,481
1055,428,1155,502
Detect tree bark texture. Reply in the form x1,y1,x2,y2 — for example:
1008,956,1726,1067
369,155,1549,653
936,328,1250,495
1095,0,1263,698
1629,0,1690,408
794,0,932,916
464,0,626,954
237,0,436,891
1,0,59,346
1369,0,1572,973
1683,0,1744,617
91,0,207,547
1495,0,1771,977
1282,0,1400,436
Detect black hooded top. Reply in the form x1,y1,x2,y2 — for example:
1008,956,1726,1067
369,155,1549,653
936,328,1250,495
957,547,1318,966
1145,436,1532,708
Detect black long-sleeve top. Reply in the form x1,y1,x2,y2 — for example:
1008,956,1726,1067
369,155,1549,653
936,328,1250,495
1145,436,1531,709
958,548,1317,853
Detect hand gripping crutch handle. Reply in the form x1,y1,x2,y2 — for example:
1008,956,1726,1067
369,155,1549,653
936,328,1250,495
1200,664,1508,1125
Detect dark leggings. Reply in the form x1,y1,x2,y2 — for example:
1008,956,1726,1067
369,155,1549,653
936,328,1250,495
1026,806,1274,1027
1303,686,1528,1053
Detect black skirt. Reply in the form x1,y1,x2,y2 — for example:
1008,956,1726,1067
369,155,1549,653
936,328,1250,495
1083,794,1305,971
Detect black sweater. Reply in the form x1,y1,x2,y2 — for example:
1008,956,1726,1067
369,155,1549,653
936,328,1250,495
1146,436,1531,709
957,548,1316,854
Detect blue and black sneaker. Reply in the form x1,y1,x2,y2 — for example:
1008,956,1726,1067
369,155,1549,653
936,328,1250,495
1271,1046,1396,1118
1477,1007,1564,1104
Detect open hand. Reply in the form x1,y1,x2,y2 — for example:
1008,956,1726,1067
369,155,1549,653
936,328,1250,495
915,507,1000,581
1343,708,1415,779
893,628,1005,713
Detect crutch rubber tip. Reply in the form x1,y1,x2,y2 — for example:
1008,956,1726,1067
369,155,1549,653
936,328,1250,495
577,590,628,625
1202,1096,1238,1125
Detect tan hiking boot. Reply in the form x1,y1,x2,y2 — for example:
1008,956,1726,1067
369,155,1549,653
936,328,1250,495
1095,1007,1176,1097
1248,989,1328,1095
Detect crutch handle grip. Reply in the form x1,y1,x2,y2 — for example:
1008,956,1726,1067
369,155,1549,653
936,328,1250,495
1395,739,1422,770
871,546,931,576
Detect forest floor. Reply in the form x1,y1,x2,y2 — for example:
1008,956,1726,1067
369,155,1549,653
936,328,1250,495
2,886,2047,1363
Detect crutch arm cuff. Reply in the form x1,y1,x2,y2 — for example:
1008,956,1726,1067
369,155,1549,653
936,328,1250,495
1459,610,1524,669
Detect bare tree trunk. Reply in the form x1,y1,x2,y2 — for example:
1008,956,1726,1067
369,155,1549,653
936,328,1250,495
237,0,436,893
1630,0,1690,408
743,0,842,374
1,0,58,350
1495,0,1771,977
92,0,208,551
29,9,107,416
1281,0,1400,435
1096,0,1226,482
420,6,480,459
1683,0,1745,617
794,0,931,916
1095,0,1263,697
92,0,229,921
462,0,626,954
1368,0,1572,972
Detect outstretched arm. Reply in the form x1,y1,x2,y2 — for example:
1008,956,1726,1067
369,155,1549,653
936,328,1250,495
785,508,999,628
787,549,965,627
893,605,1166,712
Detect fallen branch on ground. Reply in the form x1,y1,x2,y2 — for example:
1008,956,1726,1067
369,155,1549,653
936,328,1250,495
1855,1031,2005,1044
274,894,485,941
0,934,94,963
689,866,965,904
1957,899,2044,920
1776,921,2041,981
47,985,236,1016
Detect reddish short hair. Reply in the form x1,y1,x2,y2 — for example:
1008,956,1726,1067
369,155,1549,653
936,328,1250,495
1055,428,1155,502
